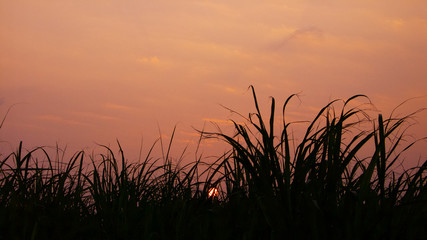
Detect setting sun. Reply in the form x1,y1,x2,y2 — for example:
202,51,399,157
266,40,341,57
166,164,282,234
208,187,219,198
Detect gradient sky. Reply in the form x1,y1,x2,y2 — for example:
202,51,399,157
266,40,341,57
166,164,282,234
1,1,426,167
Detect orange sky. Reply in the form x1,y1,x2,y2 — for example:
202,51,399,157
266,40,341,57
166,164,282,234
1,1,426,167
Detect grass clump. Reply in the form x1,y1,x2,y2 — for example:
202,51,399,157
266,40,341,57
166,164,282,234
205,86,426,239
1,86,426,240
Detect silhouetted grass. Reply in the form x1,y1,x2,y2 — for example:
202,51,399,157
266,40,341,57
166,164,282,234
1,87,426,240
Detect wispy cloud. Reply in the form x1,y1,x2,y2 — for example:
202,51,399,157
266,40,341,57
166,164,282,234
273,27,324,49
388,19,404,28
225,87,237,93
202,118,235,125
71,111,118,121
137,56,161,65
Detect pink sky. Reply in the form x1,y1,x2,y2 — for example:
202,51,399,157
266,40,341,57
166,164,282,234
1,1,426,167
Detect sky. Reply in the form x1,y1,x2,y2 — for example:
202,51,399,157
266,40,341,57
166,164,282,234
1,0,426,167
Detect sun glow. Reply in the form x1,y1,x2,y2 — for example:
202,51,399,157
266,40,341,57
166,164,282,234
208,187,219,198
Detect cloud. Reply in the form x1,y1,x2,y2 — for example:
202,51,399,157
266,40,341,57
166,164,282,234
274,27,324,48
225,87,237,93
202,118,234,125
137,56,161,65
71,111,118,121
202,118,245,126
388,19,404,28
